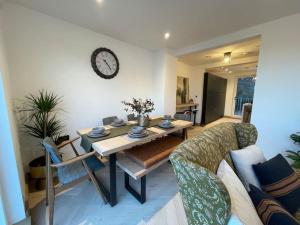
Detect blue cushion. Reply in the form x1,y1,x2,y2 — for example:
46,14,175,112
42,137,62,163
85,155,105,171
57,155,105,185
249,184,299,225
253,154,300,214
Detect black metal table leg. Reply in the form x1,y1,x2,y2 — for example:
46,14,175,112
125,173,146,204
109,153,117,206
94,153,117,206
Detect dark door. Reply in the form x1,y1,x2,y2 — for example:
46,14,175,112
201,73,227,125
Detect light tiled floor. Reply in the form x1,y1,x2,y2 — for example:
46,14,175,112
29,117,240,225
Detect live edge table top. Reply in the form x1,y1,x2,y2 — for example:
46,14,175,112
77,119,192,157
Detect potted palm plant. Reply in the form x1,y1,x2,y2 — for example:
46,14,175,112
18,90,65,181
122,98,155,127
286,133,300,170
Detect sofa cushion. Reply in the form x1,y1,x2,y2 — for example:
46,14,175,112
249,184,300,225
231,145,266,190
234,123,258,149
217,160,263,225
253,154,300,214
171,158,231,225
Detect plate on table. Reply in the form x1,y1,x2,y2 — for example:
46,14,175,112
87,130,110,138
128,130,149,138
158,123,175,129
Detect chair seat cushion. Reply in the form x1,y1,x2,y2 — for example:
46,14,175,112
58,155,104,185
253,154,300,214
249,184,300,225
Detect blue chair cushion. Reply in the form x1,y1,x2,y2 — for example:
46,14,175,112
42,137,62,163
57,155,105,185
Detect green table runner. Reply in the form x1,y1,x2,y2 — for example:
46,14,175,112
80,118,164,152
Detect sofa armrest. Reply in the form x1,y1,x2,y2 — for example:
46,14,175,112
170,152,231,225
234,123,258,149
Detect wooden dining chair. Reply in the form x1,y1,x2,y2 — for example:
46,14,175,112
42,137,107,225
102,116,118,125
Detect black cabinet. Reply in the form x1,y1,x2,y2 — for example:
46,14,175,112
201,73,227,125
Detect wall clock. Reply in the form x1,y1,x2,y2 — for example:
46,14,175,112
91,47,119,79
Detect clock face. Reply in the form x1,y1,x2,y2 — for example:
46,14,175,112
91,48,119,79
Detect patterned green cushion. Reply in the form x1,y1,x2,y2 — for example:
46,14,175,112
234,123,258,149
170,157,231,225
170,122,258,225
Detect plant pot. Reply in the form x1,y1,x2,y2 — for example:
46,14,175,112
29,155,58,191
138,115,150,127
29,156,46,179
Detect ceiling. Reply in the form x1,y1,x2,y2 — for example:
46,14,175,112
179,37,260,66
207,62,258,77
179,37,260,77
6,0,300,50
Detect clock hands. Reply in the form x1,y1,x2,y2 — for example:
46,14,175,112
103,59,112,71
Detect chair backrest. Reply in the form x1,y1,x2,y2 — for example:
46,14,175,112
242,103,252,123
127,114,137,121
102,116,117,125
174,113,191,121
42,137,62,163
170,122,258,225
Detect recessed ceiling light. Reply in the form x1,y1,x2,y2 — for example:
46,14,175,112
224,68,229,72
96,0,103,3
164,32,170,40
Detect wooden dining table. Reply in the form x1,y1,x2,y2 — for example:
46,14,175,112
77,117,193,206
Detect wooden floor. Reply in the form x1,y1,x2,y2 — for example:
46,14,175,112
28,117,240,225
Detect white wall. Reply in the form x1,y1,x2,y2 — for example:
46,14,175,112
174,13,300,158
153,51,178,117
176,61,204,123
0,6,26,224
2,3,164,167
224,77,236,116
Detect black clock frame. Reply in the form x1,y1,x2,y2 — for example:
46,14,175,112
91,47,120,79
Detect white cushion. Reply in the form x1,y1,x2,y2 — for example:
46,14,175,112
228,215,244,225
217,160,263,225
230,145,266,190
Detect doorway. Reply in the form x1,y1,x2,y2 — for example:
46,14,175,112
233,77,255,116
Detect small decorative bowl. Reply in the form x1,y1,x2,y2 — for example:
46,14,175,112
131,126,144,134
92,126,105,134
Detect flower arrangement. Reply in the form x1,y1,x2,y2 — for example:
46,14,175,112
121,98,155,116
